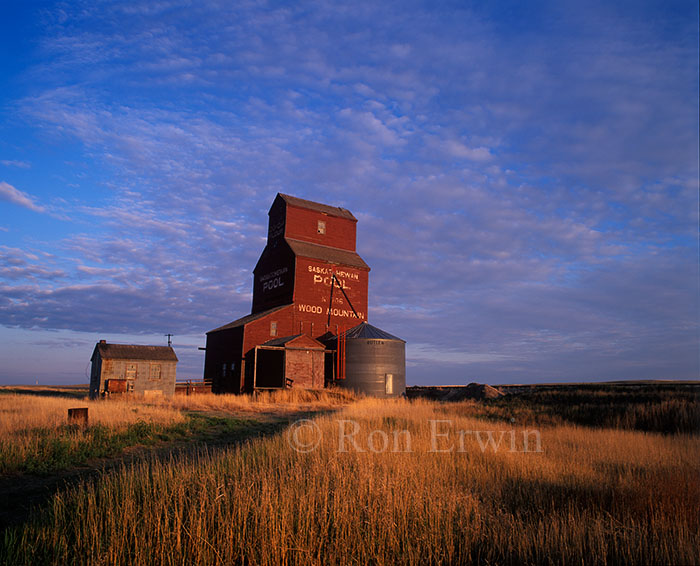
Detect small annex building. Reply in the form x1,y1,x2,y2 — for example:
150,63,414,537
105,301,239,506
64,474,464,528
254,334,326,390
89,340,178,399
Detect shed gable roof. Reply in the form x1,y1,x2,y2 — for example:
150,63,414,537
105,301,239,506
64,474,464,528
263,334,326,349
93,343,178,362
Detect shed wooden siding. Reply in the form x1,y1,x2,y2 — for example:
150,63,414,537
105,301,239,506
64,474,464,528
98,359,176,396
255,334,326,390
89,347,177,399
285,349,323,388
89,355,102,396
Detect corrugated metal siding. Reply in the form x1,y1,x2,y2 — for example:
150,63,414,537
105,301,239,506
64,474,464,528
340,338,406,398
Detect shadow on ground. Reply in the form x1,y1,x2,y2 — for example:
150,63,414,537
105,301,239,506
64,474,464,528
0,409,333,533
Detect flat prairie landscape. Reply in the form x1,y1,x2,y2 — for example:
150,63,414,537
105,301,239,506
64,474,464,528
0,383,698,565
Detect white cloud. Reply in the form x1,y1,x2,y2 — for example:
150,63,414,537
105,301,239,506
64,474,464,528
408,343,512,364
444,140,492,161
1,160,31,169
0,182,45,213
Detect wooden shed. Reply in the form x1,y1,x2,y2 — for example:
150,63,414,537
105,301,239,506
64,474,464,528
253,334,326,390
89,340,178,399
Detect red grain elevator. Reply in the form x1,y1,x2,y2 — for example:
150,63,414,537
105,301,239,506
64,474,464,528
204,194,369,393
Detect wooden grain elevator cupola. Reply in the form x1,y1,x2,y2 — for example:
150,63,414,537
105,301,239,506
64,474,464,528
252,194,369,323
204,193,370,393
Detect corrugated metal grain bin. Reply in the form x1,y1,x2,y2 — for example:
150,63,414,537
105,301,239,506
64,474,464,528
333,322,406,398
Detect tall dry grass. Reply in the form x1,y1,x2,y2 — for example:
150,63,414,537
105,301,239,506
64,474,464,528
0,394,186,475
0,394,184,435
164,387,357,416
0,389,355,476
2,397,698,565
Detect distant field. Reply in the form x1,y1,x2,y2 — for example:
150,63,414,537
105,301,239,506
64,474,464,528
0,383,698,565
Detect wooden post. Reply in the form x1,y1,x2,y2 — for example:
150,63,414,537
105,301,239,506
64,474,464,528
68,407,88,426
253,346,259,391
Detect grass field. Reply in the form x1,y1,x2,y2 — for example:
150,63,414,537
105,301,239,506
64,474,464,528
0,383,698,565
0,387,354,476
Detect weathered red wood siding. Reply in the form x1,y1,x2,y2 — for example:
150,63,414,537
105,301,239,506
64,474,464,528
284,205,357,251
292,257,368,336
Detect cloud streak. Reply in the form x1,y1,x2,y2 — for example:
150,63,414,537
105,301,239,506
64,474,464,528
0,182,46,213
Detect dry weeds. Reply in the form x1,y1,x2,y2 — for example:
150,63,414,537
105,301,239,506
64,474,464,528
2,397,697,565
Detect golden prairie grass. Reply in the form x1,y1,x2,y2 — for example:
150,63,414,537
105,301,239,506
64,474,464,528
0,394,187,475
0,394,185,435
0,389,355,476
0,388,356,437
164,387,357,416
3,397,698,565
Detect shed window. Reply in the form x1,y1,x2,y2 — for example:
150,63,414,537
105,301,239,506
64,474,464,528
222,363,227,377
270,321,278,337
317,220,326,234
149,364,161,380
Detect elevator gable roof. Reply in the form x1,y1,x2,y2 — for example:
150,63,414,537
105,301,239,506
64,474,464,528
276,193,356,221
207,304,292,333
285,238,369,270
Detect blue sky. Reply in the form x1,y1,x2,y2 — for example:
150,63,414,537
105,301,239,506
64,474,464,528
0,0,698,385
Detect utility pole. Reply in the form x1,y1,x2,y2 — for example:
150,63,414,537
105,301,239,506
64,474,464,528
165,334,173,347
